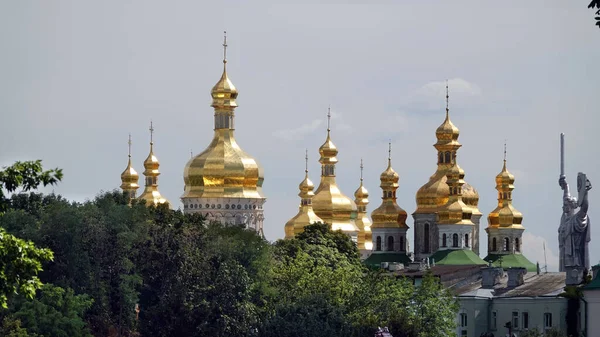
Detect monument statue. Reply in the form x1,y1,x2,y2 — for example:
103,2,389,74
558,133,592,284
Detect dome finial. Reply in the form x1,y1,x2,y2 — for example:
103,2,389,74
327,105,332,133
128,133,132,158
388,140,392,166
503,140,507,170
149,120,154,146
305,149,309,175
360,158,364,182
222,31,228,65
445,79,450,120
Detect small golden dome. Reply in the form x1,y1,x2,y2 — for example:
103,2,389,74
120,135,139,194
319,131,339,164
371,147,408,229
435,111,460,144
138,123,170,207
462,182,481,215
487,156,523,229
436,163,473,226
354,182,369,201
285,156,323,239
354,160,372,250
211,64,238,109
380,159,399,187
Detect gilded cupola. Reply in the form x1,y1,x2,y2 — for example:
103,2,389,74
182,32,265,201
138,122,169,206
312,108,359,237
120,134,139,202
354,159,372,250
487,147,523,228
371,144,408,229
285,151,324,239
436,162,473,225
415,82,480,215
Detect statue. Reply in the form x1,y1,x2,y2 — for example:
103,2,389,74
558,134,592,284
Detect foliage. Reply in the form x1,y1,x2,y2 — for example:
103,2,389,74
590,0,600,28
0,317,38,337
0,160,62,213
1,283,93,337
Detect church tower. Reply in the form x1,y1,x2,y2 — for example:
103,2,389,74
413,82,480,261
484,145,536,271
182,32,266,233
312,107,359,241
364,143,410,266
138,121,169,206
354,159,373,257
284,151,323,239
120,134,139,203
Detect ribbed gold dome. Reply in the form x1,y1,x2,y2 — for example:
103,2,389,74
182,44,265,201
285,158,323,239
487,158,523,228
354,160,372,250
312,115,359,235
436,163,473,225
435,111,460,146
138,124,169,206
354,182,369,202
371,150,408,229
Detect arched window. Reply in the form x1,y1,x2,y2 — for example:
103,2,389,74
492,237,497,251
439,152,444,164
387,236,394,251
515,238,520,252
445,151,451,163
400,236,405,251
465,233,469,247
503,237,510,251
453,233,459,247
424,223,430,253
442,234,447,247
376,236,382,251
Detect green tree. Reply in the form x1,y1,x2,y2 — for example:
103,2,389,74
0,160,62,213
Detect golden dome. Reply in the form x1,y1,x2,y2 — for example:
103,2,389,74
487,154,523,229
371,146,408,229
285,153,323,239
312,110,359,235
435,111,460,147
436,163,473,226
138,122,170,207
462,183,481,215
182,36,265,201
354,160,372,250
120,135,139,197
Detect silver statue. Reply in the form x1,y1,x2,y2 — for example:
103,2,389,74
558,134,592,284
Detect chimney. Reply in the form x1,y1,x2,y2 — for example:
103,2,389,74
507,267,527,287
481,267,504,289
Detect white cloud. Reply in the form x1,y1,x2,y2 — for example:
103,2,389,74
522,232,560,272
272,119,323,141
400,78,483,112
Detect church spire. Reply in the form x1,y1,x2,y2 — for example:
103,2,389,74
138,121,169,206
211,31,238,117
487,141,523,228
120,134,139,202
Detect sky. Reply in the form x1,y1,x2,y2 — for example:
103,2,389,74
1,1,599,271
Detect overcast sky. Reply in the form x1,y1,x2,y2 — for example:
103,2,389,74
1,1,599,271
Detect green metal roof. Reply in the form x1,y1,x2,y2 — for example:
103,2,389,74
363,252,411,267
584,270,600,290
428,249,487,266
483,254,537,272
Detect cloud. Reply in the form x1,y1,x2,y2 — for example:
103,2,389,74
273,119,323,141
400,78,483,112
522,232,560,272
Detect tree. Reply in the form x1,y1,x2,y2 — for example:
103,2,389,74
0,160,62,213
589,0,600,28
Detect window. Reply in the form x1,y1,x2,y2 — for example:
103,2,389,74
544,313,553,329
376,236,382,251
453,233,459,247
400,236,405,251
515,238,520,252
522,312,529,329
445,151,451,164
465,234,469,247
504,237,510,251
424,223,430,253
492,237,497,251
387,236,394,251
512,311,519,329
442,234,447,247
491,311,497,330
439,152,444,164
459,312,467,337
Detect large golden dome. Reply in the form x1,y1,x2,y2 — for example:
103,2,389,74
182,49,265,200
312,115,359,235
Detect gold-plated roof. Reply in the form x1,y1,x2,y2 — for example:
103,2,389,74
138,122,169,206
487,148,523,229
285,151,323,239
182,33,265,201
371,144,408,229
436,163,474,226
312,109,359,234
415,82,480,215
120,135,139,193
354,159,372,250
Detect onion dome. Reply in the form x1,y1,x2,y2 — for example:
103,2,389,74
285,152,323,239
138,122,169,206
354,160,372,250
415,82,478,215
487,152,523,228
182,33,265,201
120,135,139,200
371,144,408,229
312,108,359,235
436,163,473,225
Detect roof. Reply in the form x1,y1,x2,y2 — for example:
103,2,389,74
429,249,488,266
483,254,537,272
584,270,600,290
363,252,411,267
455,272,566,298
